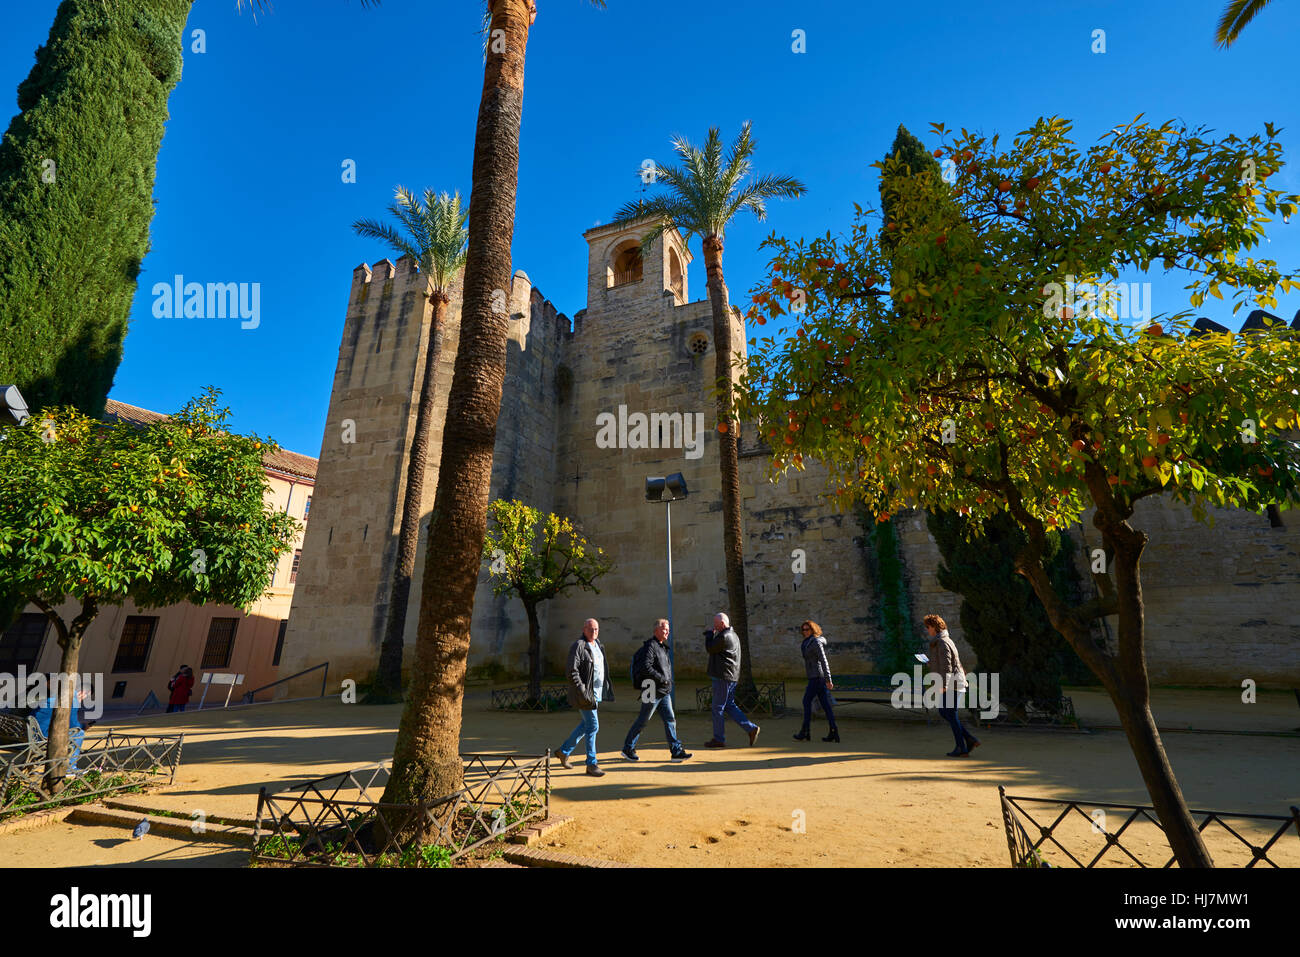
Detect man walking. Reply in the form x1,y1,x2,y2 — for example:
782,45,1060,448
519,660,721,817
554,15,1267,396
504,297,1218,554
622,619,692,762
703,612,760,748
557,618,615,776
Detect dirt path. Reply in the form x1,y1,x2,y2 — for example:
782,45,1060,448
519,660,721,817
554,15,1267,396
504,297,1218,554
3,684,1296,867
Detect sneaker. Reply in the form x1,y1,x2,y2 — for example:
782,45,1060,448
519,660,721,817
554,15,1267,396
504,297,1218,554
946,749,969,757
748,726,761,747
621,747,639,761
586,764,606,777
670,749,692,760
704,739,726,749
555,750,572,769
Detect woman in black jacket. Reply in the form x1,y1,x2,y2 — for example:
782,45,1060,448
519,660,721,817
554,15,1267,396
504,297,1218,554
793,620,839,743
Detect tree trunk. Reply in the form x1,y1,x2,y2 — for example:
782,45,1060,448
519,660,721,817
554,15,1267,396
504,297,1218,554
380,0,529,809
701,235,755,701
371,292,449,702
524,598,542,703
1015,504,1214,867
40,603,94,792
1103,518,1214,867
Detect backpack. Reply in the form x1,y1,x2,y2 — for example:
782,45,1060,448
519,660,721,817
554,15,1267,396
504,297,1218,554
631,641,651,689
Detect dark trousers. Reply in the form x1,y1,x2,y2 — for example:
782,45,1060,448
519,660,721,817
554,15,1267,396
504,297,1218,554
166,703,186,714
624,693,682,753
800,677,837,731
938,704,978,752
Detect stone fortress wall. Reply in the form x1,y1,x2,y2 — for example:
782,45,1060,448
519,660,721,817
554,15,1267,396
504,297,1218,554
281,224,1300,692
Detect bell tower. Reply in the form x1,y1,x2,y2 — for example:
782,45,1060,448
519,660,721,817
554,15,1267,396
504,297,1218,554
583,218,691,312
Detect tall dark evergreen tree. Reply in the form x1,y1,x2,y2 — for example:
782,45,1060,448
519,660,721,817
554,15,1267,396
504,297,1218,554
0,0,189,417
927,510,1089,716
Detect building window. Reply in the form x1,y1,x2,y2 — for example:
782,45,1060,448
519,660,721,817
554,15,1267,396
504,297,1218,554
668,248,684,300
290,549,303,584
303,495,311,520
0,613,48,674
607,240,644,287
112,617,159,673
273,619,288,667
201,617,239,669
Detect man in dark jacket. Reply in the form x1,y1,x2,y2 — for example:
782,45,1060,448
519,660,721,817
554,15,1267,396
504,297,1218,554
557,618,615,776
621,618,692,762
704,612,760,748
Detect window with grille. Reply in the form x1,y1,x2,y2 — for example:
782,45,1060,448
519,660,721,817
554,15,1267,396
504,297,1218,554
303,495,311,520
112,617,158,673
201,617,239,669
273,619,287,667
290,549,302,583
0,613,48,674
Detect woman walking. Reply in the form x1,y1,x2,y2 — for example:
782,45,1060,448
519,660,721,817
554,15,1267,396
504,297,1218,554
793,620,839,743
924,615,980,757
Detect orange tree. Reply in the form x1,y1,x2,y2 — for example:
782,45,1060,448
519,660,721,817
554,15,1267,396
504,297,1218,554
0,388,298,790
482,499,612,703
734,116,1300,868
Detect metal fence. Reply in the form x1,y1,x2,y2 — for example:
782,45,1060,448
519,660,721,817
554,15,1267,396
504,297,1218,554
696,682,786,715
251,752,550,867
998,786,1300,868
0,731,184,817
490,684,572,711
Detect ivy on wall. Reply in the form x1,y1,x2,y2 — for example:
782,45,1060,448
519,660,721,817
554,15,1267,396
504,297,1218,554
855,505,917,675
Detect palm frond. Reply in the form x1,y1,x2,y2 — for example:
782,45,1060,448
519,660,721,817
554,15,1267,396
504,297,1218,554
616,121,804,248
353,186,468,294
1215,0,1272,47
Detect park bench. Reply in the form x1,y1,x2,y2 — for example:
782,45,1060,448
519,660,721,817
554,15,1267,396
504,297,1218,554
828,674,938,724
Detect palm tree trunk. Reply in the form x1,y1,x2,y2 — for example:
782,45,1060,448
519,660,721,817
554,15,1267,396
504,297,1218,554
371,292,449,702
701,235,756,702
380,0,530,808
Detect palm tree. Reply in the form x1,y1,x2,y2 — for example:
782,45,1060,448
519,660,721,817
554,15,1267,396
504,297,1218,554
352,188,468,703
1215,0,1276,46
612,123,806,705
379,0,604,809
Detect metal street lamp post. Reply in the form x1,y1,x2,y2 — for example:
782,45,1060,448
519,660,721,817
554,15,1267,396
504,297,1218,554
645,472,688,708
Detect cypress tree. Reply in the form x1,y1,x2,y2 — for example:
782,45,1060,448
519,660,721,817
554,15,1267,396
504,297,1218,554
926,510,1091,716
0,0,188,417
876,125,1091,708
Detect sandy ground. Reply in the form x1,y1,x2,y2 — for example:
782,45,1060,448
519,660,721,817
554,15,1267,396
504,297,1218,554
2,683,1296,868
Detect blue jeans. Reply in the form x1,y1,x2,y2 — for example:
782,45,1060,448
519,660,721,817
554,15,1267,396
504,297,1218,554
560,708,600,766
710,678,757,743
938,701,978,753
624,693,682,753
801,678,837,731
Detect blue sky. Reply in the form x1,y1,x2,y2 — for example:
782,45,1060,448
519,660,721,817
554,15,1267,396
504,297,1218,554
3,0,1298,456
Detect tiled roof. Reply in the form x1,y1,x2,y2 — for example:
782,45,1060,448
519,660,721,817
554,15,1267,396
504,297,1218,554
102,399,317,480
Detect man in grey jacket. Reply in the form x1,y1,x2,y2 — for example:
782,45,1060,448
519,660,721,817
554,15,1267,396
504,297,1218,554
703,612,760,748
557,618,615,776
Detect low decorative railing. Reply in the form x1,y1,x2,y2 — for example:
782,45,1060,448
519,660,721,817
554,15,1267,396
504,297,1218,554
998,786,1300,868
251,752,550,868
696,682,786,715
0,731,184,818
490,684,572,712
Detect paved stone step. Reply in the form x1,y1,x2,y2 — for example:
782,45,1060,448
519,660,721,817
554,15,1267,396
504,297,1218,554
502,846,629,868
101,798,262,829
506,814,574,845
66,804,255,847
